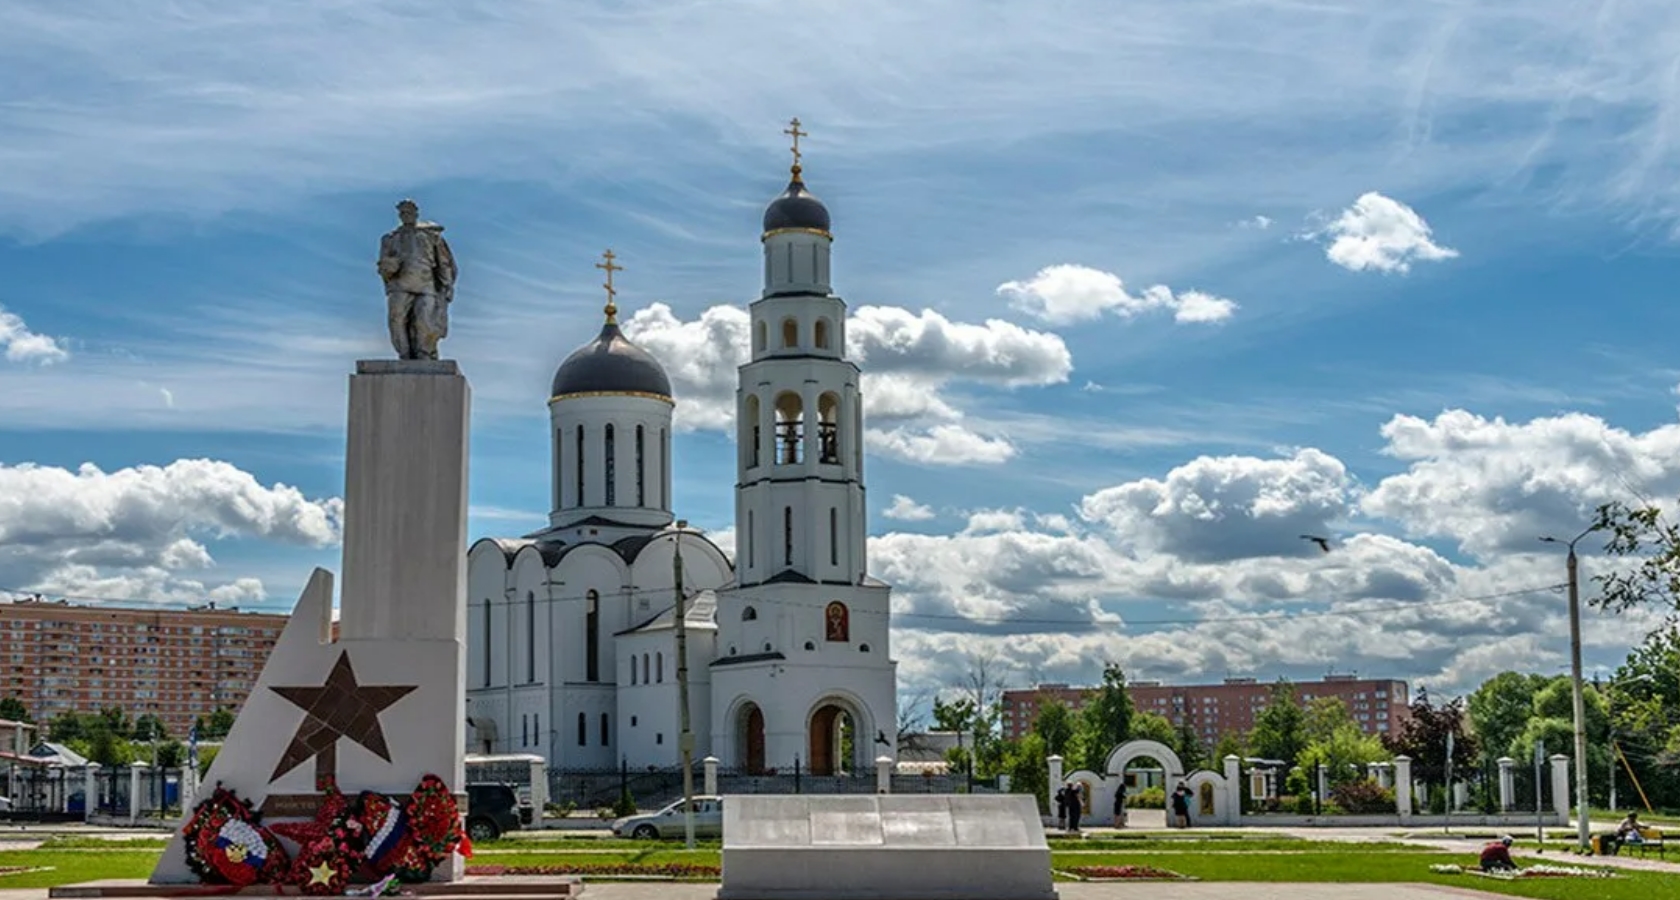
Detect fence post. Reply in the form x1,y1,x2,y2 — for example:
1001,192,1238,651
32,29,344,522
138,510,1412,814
528,757,547,828
703,756,719,795
875,756,892,794
794,756,802,794
1394,756,1413,822
128,763,148,826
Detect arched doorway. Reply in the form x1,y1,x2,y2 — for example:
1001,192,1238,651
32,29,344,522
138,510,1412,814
738,702,766,774
1104,739,1187,804
807,701,857,776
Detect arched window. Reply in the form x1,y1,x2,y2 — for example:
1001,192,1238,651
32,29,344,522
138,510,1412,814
577,712,587,746
818,393,840,464
755,321,768,353
481,600,492,687
774,392,804,464
526,590,536,683
784,506,794,567
555,429,564,508
641,652,650,685
600,712,610,746
585,590,600,683
656,652,664,683
825,601,850,642
742,606,758,621
522,714,529,747
814,318,831,350
747,510,755,568
575,425,585,505
781,317,798,349
630,655,638,685
661,428,670,502
636,425,646,506
742,395,761,468
604,424,616,506
829,508,838,566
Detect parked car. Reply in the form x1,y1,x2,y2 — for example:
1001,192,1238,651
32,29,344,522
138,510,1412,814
464,782,526,842
0,795,11,812
613,796,724,840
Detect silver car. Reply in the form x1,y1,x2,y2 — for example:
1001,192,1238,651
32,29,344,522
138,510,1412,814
612,795,724,840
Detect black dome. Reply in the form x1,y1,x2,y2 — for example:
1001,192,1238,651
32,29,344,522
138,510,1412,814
551,322,672,399
762,169,831,233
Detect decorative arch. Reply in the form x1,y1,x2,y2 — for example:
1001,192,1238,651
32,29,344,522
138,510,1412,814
1104,739,1186,781
814,317,832,349
774,392,804,464
742,395,762,468
726,696,768,774
781,316,799,348
742,605,758,621
825,601,850,642
805,690,873,777
817,392,841,464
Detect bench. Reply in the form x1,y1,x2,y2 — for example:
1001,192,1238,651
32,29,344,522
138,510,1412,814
1628,826,1665,858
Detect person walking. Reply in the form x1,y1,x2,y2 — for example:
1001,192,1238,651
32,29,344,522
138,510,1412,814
1112,786,1127,829
1066,783,1082,833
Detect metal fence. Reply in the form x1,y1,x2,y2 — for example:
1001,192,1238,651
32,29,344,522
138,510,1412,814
546,762,984,815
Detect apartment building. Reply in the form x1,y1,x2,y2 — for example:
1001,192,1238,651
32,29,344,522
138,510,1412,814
0,596,287,737
1000,675,1411,747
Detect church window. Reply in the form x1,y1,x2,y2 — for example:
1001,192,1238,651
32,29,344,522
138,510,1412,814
662,428,670,502
781,317,798,349
755,320,767,353
555,430,564,508
818,393,840,464
763,642,773,652
600,712,610,746
774,393,804,464
604,425,616,506
522,714,529,747
585,590,600,683
742,606,758,621
657,733,664,745
635,425,646,506
825,601,850,642
481,600,492,687
742,396,761,468
526,590,536,683
747,511,756,568
630,657,637,685
631,715,638,727
575,426,585,505
830,507,841,565
577,712,587,746
804,641,815,651
783,506,794,566
815,318,831,350
642,653,650,685
534,713,540,741
853,403,863,470
859,644,870,653
656,652,664,683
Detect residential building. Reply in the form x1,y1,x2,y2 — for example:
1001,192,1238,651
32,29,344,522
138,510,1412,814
1000,675,1411,747
0,596,287,737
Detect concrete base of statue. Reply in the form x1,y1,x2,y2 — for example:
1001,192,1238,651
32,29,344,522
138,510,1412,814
717,794,1058,900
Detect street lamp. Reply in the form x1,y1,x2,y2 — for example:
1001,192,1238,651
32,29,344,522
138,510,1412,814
1539,526,1598,853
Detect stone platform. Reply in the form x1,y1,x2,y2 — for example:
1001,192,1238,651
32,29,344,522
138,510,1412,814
717,794,1057,900
50,876,581,900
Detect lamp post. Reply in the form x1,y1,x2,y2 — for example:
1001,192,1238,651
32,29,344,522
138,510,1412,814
672,521,696,850
1539,526,1597,853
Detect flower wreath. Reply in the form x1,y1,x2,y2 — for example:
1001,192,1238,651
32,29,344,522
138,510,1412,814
180,785,290,886
271,777,368,894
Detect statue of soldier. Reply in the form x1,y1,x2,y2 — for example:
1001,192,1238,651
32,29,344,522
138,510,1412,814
376,199,458,360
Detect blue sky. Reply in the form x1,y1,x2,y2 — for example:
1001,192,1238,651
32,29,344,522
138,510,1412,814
4,1,1680,700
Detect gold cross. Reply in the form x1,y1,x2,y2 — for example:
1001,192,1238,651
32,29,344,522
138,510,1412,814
596,249,623,323
784,117,808,168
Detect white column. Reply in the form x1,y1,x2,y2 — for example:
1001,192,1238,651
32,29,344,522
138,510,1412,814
1497,757,1515,812
1223,755,1242,821
876,756,893,794
528,757,547,828
128,763,148,826
1452,782,1467,811
1549,754,1570,822
1047,755,1064,819
703,756,719,795
83,764,101,824
179,759,199,818
1316,764,1329,811
1394,756,1413,821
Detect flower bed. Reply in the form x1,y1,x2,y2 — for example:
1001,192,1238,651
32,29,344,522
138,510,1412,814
1061,865,1190,881
467,863,722,880
1429,863,1618,880
0,867,51,878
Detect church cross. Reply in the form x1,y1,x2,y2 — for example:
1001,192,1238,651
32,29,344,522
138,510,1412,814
596,249,623,323
784,117,808,168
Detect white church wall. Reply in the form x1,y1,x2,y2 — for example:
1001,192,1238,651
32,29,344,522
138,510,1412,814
549,394,674,529
616,629,718,768
508,549,552,688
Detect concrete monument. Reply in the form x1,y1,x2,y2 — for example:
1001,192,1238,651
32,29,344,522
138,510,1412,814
377,199,457,361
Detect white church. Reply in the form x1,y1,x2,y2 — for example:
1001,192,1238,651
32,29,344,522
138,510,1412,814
465,141,897,776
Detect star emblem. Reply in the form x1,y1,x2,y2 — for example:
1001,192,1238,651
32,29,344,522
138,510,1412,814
309,861,336,885
268,650,417,783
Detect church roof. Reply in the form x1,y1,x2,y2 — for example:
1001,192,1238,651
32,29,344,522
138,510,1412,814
762,168,831,234
550,320,672,400
711,651,786,668
617,589,718,636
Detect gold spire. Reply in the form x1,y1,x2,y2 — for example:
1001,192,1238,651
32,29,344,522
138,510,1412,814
595,249,623,324
784,117,808,182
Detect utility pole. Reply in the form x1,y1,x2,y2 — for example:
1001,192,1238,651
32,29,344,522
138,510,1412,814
1540,527,1595,853
672,520,696,850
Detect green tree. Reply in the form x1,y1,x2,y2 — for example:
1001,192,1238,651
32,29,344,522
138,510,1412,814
1248,681,1306,764
1593,501,1680,612
1605,626,1680,809
1303,697,1356,747
1127,710,1177,746
933,696,975,733
202,708,236,740
1032,698,1076,757
132,713,169,743
1467,671,1547,763
47,711,87,742
95,706,132,739
0,696,30,723
1174,720,1206,771
1073,664,1133,772
1382,692,1477,787
155,740,187,769
1003,733,1050,813
1212,731,1247,764
1299,702,1390,788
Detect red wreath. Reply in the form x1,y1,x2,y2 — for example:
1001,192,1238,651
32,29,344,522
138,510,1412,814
180,785,289,886
287,835,356,894
388,774,469,882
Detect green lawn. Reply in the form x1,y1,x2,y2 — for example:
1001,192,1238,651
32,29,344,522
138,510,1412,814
5,838,1679,900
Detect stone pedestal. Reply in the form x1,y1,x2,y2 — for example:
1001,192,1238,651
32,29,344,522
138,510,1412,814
704,756,720,795
1046,754,1064,821
876,756,893,794
1550,754,1570,821
128,763,148,825
83,764,100,823
1497,757,1515,811
1394,755,1413,821
1223,755,1242,815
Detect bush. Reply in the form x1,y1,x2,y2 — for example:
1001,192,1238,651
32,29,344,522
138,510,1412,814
1330,779,1396,814
612,789,637,818
1127,787,1165,809
1291,792,1317,815
545,800,578,818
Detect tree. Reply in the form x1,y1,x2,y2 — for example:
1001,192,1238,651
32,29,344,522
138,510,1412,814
1382,693,1477,787
48,711,87,742
958,651,1010,779
1175,720,1206,771
896,687,932,744
132,713,169,743
201,708,236,740
1003,733,1050,813
1298,699,1390,787
1593,501,1680,612
156,739,187,769
1468,671,1548,763
0,696,30,723
1127,710,1177,747
1212,731,1247,764
1032,698,1076,757
1303,697,1356,747
95,706,132,739
1248,681,1306,764
1073,663,1133,772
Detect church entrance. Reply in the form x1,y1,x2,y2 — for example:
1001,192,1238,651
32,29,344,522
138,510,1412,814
807,702,856,776
738,702,766,775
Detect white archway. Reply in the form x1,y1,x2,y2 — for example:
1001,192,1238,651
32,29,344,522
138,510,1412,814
1104,739,1185,781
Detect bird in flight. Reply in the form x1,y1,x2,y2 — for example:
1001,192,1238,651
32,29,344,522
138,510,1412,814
1300,534,1333,553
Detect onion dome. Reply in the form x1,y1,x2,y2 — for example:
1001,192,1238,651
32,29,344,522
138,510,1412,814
762,166,831,234
550,310,672,399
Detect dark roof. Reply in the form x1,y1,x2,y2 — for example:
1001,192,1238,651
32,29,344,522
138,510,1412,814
710,652,786,668
763,569,817,585
762,170,831,233
551,321,672,399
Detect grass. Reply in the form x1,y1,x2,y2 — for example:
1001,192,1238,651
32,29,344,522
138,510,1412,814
5,837,1679,899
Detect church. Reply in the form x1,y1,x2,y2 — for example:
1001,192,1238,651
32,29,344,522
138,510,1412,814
465,130,898,776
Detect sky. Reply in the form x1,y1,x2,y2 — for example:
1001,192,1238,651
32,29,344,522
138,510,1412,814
3,0,1680,706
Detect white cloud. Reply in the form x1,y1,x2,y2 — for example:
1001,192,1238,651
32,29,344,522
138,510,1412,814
622,302,1065,465
1315,192,1459,273
883,495,936,521
0,458,342,603
1237,215,1273,230
997,265,1237,326
0,305,69,364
